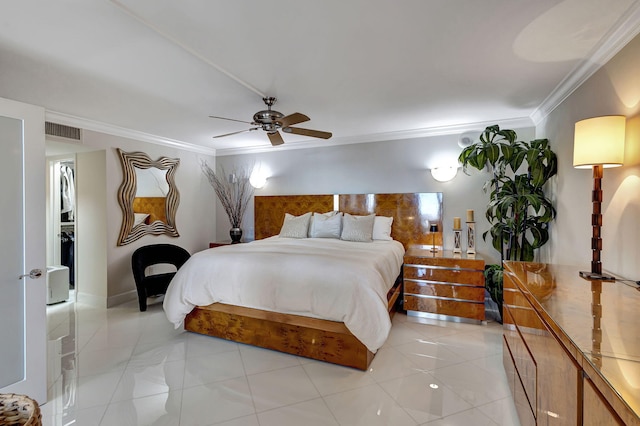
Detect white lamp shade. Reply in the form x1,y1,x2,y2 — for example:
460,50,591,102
573,116,625,168
430,166,458,182
249,169,268,188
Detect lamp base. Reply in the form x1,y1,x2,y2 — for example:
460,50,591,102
578,271,615,282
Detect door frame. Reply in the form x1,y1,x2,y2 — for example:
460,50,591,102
0,97,47,403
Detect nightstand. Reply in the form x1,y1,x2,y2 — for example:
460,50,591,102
403,246,485,322
209,240,249,248
209,241,233,248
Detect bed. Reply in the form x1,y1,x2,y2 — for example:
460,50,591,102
164,192,443,369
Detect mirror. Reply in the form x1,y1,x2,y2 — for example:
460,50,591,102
117,149,180,246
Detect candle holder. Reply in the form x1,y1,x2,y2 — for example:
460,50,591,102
429,223,438,253
466,221,476,255
453,228,462,253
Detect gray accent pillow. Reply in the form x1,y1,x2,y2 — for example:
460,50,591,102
308,210,338,237
279,212,312,238
340,213,375,242
310,212,343,238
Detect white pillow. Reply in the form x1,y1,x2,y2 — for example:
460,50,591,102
310,212,343,238
373,216,393,240
279,212,312,238
308,211,338,237
340,213,375,242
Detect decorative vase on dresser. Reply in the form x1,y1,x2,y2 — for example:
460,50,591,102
403,246,485,322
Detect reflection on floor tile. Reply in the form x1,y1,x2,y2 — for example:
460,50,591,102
44,300,520,425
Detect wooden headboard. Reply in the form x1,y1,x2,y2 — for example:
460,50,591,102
254,193,443,249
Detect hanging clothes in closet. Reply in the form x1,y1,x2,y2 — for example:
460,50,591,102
60,163,75,222
60,230,74,288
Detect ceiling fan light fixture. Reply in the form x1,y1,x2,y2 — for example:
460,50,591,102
209,97,331,145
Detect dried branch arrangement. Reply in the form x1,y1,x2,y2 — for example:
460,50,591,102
201,161,255,228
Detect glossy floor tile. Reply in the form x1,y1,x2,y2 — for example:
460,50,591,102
43,300,521,425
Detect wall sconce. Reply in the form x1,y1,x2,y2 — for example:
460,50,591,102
249,169,268,189
430,166,458,182
573,115,625,280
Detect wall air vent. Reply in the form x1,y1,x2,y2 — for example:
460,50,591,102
45,122,82,142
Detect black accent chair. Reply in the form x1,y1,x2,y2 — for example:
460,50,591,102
131,244,190,311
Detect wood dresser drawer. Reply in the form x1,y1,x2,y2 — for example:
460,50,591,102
404,280,485,302
403,295,485,321
403,266,484,285
402,247,485,321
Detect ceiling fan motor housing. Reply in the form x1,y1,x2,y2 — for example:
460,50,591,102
253,96,284,132
253,110,285,132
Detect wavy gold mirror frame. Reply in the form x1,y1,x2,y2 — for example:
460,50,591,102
117,148,180,246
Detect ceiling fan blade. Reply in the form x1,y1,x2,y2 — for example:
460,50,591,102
267,131,285,146
282,127,332,139
212,128,259,138
209,115,255,125
277,112,310,128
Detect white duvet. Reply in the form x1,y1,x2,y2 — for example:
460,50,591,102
163,236,405,352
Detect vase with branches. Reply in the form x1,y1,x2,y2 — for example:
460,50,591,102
201,161,255,243
458,125,557,321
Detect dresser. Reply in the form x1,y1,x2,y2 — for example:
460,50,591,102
503,261,640,425
403,247,485,321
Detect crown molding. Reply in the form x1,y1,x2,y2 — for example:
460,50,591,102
45,111,217,156
215,116,534,156
531,3,640,125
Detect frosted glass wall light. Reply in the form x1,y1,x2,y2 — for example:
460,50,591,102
249,169,268,189
430,166,458,182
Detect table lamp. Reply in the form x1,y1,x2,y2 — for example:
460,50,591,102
573,115,625,280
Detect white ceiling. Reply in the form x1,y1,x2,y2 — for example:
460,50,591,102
1,0,639,155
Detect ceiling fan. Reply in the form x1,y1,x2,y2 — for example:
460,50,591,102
209,97,332,146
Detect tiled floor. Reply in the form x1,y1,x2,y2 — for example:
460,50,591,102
43,298,520,425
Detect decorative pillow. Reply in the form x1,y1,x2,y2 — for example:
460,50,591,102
308,211,338,237
279,212,312,238
340,213,375,242
310,212,343,238
373,216,393,240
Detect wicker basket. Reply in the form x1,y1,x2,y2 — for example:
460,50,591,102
0,394,41,426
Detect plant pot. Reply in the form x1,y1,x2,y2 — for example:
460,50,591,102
229,227,242,243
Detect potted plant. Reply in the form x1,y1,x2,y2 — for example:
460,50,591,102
201,162,255,243
458,125,557,321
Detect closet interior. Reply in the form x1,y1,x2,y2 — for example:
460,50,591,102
46,157,76,305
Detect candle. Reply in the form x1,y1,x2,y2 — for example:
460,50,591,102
453,217,461,229
466,209,474,222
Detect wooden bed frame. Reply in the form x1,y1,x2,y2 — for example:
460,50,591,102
184,193,443,370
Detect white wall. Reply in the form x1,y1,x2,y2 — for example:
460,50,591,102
76,150,108,305
76,130,217,306
537,33,640,279
217,128,535,265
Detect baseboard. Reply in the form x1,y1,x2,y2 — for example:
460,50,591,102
107,289,138,308
76,292,107,308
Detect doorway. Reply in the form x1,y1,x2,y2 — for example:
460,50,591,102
46,155,76,302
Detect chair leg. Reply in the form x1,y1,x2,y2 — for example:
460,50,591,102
137,289,147,312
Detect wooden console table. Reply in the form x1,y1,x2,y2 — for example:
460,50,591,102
503,261,640,425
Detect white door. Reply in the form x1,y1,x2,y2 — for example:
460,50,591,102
0,98,47,403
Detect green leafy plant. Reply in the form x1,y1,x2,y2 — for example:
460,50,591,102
484,264,504,318
458,125,557,320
